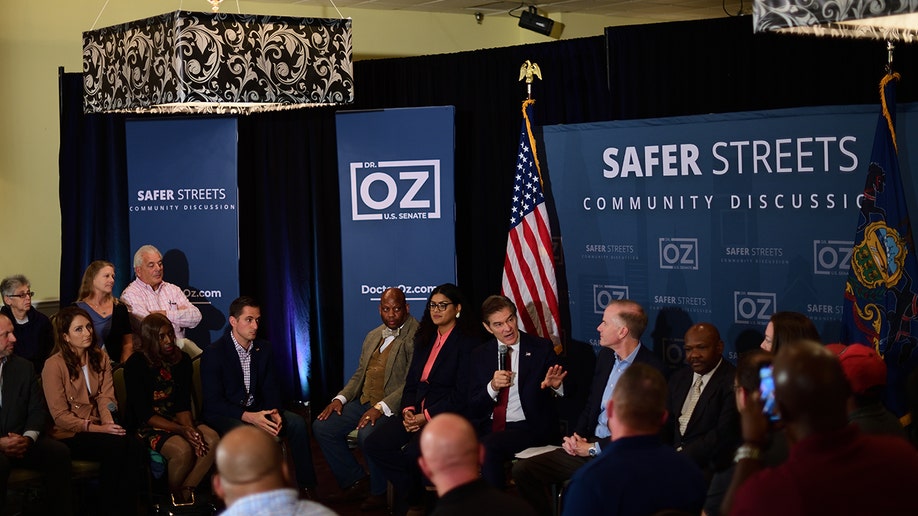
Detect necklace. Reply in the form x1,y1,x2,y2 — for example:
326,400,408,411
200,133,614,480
85,298,112,316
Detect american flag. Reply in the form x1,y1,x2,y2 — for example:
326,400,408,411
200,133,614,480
502,99,562,352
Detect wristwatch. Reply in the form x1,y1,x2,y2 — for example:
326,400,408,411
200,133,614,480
588,443,598,457
734,443,762,463
374,402,384,412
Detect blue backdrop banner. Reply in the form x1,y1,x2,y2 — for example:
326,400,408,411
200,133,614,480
336,107,456,377
125,118,240,348
545,104,918,369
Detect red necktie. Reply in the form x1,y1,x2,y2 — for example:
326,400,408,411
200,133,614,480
492,346,512,432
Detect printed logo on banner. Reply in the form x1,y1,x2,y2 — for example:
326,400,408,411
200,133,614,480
659,238,699,270
593,284,629,314
734,291,777,324
350,160,440,221
813,240,853,275
662,336,685,368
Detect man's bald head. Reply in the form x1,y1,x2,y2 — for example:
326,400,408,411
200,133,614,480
214,426,287,505
774,339,850,435
418,414,480,495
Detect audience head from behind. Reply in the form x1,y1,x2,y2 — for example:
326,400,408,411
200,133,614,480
213,425,334,515
608,362,668,439
683,323,724,376
213,425,289,506
734,349,773,409
760,311,820,353
138,312,182,367
133,244,164,289
417,413,481,496
773,339,850,438
1,274,35,318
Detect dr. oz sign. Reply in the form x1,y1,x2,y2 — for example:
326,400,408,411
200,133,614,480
350,160,441,221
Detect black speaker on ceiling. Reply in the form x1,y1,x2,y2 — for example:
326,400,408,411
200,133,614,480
519,8,554,36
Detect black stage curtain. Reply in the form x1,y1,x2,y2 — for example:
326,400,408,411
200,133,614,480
59,15,918,403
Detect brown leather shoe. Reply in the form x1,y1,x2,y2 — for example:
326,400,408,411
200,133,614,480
360,493,388,511
327,476,371,503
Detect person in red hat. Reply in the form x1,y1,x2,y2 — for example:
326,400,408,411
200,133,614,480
825,343,907,439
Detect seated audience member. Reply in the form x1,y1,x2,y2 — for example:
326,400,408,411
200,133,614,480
314,287,418,508
562,363,705,516
729,339,918,515
363,283,479,516
825,343,907,439
201,296,317,495
76,260,132,363
0,312,73,514
665,323,740,473
468,295,566,488
42,306,134,514
759,311,819,353
1,274,53,373
121,245,202,353
704,350,788,516
512,300,664,516
213,426,335,516
418,413,535,516
125,313,219,505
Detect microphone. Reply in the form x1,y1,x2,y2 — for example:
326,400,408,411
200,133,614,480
498,343,508,371
107,402,121,426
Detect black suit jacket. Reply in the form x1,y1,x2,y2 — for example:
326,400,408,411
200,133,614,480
574,344,665,440
0,355,49,435
666,359,740,470
201,333,283,423
468,332,559,441
400,329,476,418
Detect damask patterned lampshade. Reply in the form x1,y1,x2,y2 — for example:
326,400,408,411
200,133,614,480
754,1,918,41
83,11,354,114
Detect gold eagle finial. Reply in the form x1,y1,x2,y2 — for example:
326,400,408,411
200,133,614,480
519,60,542,99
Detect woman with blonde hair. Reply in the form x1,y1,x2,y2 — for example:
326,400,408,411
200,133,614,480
75,260,133,363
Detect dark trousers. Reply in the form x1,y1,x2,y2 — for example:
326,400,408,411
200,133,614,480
205,410,317,488
362,415,423,516
61,432,135,515
511,448,590,516
0,436,73,515
480,422,544,488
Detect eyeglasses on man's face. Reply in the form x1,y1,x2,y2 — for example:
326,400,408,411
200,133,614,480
6,291,35,299
428,301,454,312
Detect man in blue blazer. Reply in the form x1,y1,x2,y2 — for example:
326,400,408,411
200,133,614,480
201,296,317,493
0,312,72,514
469,295,566,488
512,299,665,516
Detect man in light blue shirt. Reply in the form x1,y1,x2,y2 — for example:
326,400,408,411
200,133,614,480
214,425,335,516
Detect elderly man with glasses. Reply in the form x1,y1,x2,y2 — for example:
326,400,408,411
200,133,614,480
0,275,53,373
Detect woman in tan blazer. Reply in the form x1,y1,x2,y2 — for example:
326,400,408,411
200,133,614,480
42,305,134,514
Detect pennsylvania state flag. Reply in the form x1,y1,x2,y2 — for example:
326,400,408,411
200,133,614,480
842,73,918,416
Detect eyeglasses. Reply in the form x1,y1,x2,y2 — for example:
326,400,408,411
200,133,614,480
428,301,454,312
6,291,35,299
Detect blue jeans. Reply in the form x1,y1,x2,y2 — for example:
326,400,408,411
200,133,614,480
313,400,389,495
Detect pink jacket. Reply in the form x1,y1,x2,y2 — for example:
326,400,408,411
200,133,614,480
41,351,117,439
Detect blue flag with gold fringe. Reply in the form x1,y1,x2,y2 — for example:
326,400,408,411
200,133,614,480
841,73,918,416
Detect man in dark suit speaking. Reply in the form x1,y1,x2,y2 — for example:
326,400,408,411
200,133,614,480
468,295,566,488
0,312,72,513
512,299,664,516
201,296,317,495
665,322,739,474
